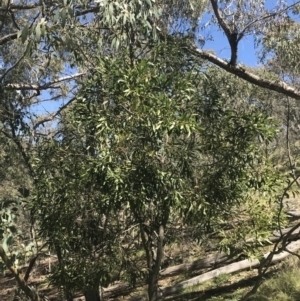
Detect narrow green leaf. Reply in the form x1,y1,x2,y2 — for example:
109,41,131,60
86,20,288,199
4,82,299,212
35,23,41,42
21,25,29,43
61,9,67,28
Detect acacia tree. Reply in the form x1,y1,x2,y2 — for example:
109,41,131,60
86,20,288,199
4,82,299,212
32,42,201,301
30,40,281,301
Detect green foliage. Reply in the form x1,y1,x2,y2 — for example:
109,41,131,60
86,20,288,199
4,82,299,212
30,41,282,296
213,273,230,287
0,197,36,274
32,43,202,290
0,198,20,253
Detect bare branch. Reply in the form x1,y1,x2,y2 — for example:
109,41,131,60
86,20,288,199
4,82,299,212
0,127,35,178
187,45,300,100
0,32,18,45
75,6,100,16
210,0,232,38
33,96,76,129
4,72,86,91
0,0,11,34
10,10,21,30
0,52,26,82
24,242,48,282
240,1,300,38
210,0,238,65
0,3,41,11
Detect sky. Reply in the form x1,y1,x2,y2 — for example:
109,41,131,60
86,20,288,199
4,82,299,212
202,23,258,67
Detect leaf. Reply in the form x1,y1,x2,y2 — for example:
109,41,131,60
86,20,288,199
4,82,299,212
68,6,74,17
35,23,41,42
21,25,29,43
41,24,46,37
109,3,114,16
17,29,22,39
61,9,67,28
8,226,17,234
2,240,8,252
24,40,33,56
1,234,13,252
54,10,60,23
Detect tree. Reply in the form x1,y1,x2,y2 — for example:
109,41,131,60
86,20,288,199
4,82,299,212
31,41,281,301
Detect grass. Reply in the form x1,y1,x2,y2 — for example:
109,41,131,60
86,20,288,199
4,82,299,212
164,255,300,301
249,257,300,301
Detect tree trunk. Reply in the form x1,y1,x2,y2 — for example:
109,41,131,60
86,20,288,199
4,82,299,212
147,225,165,301
84,288,101,301
54,244,73,301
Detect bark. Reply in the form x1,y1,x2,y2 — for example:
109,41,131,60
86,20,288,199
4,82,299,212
287,211,300,218
210,0,239,66
103,225,300,298
101,254,231,298
140,222,167,301
148,224,165,301
0,32,18,46
103,282,133,298
55,244,73,301
160,252,230,277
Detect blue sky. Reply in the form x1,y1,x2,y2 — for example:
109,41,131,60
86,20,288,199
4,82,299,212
202,26,257,66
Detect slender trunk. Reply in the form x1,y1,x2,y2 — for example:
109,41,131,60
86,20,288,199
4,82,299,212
148,224,164,301
54,244,73,301
140,224,165,301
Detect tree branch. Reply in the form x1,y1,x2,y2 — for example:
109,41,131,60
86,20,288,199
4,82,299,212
0,52,26,82
187,45,300,100
0,32,18,45
75,6,100,16
4,72,86,91
33,96,76,130
0,245,40,301
0,3,41,11
0,128,35,179
210,0,238,65
239,1,300,39
0,0,11,34
210,0,232,38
